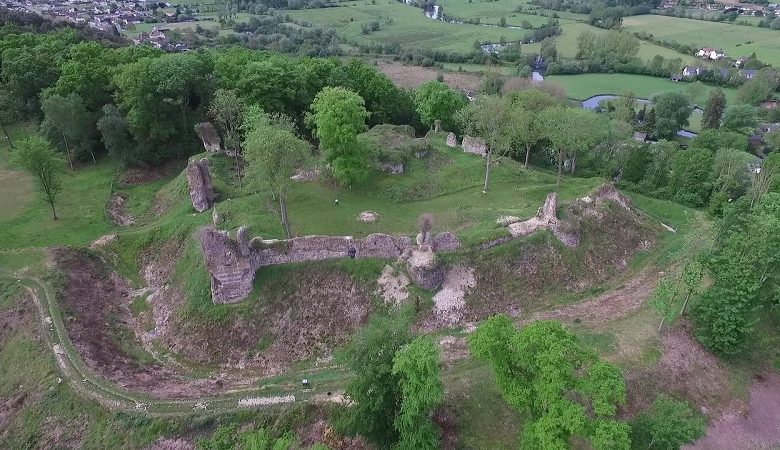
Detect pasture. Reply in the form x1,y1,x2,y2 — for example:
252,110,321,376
545,73,739,104
622,15,780,66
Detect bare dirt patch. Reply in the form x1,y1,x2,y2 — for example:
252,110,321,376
107,193,135,226
357,210,379,223
624,323,737,417
376,264,409,304
529,269,659,326
432,265,476,326
686,372,780,450
377,61,481,92
53,249,225,399
120,160,185,186
169,267,373,374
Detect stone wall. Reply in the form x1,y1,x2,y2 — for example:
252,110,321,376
201,227,456,304
462,135,487,156
446,132,457,148
186,158,215,213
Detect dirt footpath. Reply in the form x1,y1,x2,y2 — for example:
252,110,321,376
686,372,780,450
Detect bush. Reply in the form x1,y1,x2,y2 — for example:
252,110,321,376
630,395,706,450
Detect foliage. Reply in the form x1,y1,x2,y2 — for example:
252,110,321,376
97,104,136,166
40,92,95,168
12,135,64,220
735,74,773,105
668,147,714,207
338,315,411,446
196,425,299,450
506,89,561,166
310,87,371,186
691,129,748,153
630,395,706,450
702,89,726,130
209,88,245,154
392,336,444,450
721,104,757,134
469,316,630,449
691,194,780,354
243,107,311,238
653,91,692,140
414,81,467,131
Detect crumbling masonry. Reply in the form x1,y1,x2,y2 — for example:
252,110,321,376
186,158,215,213
201,227,461,304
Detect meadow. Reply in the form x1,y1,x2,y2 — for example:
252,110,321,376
546,73,739,104
622,15,780,66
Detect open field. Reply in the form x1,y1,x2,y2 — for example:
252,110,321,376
546,73,739,104
623,15,780,66
288,1,537,52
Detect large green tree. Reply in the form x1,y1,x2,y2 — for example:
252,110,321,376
469,316,630,450
541,106,610,187
653,91,692,140
691,129,748,152
13,135,64,220
114,52,214,142
209,89,246,187
310,86,371,186
455,95,517,192
413,80,467,131
392,336,444,450
507,89,560,167
40,93,95,168
630,395,707,450
691,194,780,354
338,315,411,447
735,74,773,105
243,108,311,239
702,89,726,130
97,104,136,166
668,147,715,207
721,104,757,134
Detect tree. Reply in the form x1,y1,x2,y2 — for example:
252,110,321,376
455,95,516,192
735,74,773,105
653,92,692,140
13,135,64,220
209,89,246,187
630,395,707,450
97,104,136,166
52,41,118,112
413,81,467,131
542,106,610,187
668,147,714,207
469,316,630,450
691,129,748,152
721,104,757,134
686,81,706,106
310,87,371,186
643,107,657,136
507,89,560,167
40,93,95,169
244,108,311,239
0,89,21,149
392,336,444,450
114,52,214,143
691,194,780,354
702,89,726,129
338,315,411,446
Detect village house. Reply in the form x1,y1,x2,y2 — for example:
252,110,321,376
697,47,726,60
682,66,707,77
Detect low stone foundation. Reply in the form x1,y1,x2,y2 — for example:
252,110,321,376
201,228,461,303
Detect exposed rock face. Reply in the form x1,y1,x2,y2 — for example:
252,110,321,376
434,120,442,132
462,135,487,156
186,158,215,213
432,231,461,252
446,132,457,148
379,162,404,174
290,168,320,182
406,247,445,290
193,122,222,153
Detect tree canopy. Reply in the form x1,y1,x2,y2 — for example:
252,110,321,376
414,80,467,131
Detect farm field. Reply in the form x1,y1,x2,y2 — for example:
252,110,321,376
622,14,780,66
434,0,567,26
546,73,739,104
287,1,537,52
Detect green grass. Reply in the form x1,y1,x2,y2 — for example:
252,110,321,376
546,73,738,104
622,14,780,67
287,0,541,52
